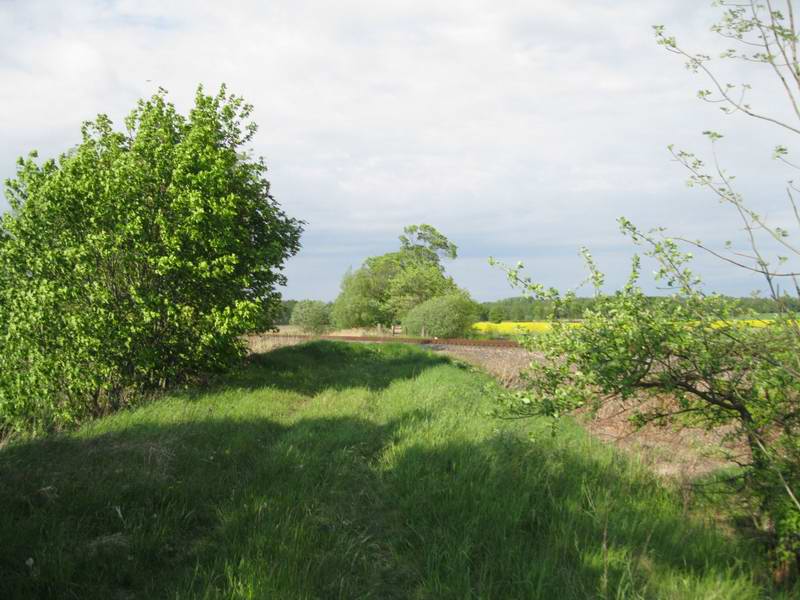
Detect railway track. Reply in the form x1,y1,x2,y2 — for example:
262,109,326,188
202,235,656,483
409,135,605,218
259,333,520,348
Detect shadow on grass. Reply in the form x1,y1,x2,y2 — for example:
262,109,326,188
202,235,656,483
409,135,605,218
0,341,786,598
234,340,453,395
0,413,417,599
0,416,779,599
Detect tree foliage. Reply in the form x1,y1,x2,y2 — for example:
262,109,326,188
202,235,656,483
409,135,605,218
498,1,800,572
398,223,458,263
402,293,479,338
478,295,800,322
290,300,332,334
383,259,460,320
0,85,302,435
276,299,298,325
331,224,461,327
330,267,392,329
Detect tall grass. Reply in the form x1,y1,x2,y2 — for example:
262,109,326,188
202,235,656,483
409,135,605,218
0,342,790,598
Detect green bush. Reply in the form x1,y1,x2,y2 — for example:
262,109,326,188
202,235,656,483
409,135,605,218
0,85,302,435
275,300,298,325
488,305,505,323
402,294,478,338
290,300,331,334
330,269,390,329
331,224,460,327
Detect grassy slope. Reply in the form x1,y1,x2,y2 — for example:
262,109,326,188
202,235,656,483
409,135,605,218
0,341,789,599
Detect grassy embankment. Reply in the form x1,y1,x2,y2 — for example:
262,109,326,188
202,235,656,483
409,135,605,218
0,341,792,599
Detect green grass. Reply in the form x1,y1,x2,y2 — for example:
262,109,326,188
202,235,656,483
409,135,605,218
0,341,791,599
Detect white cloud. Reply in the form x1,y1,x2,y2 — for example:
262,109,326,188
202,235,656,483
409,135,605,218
0,0,795,299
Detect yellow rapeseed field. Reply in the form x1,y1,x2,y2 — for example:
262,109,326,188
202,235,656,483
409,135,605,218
472,321,557,335
710,319,772,329
473,319,775,337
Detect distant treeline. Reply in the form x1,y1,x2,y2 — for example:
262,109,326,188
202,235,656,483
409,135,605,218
476,295,800,322
275,299,298,325
276,295,800,326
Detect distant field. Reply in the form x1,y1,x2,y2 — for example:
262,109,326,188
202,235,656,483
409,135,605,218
276,325,389,337
473,318,778,338
472,320,564,336
0,341,789,599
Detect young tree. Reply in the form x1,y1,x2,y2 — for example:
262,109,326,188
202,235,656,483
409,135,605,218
383,259,460,321
488,304,506,323
497,1,800,574
290,300,332,334
399,223,458,263
0,85,302,434
276,300,299,325
331,224,461,326
402,293,479,338
330,268,392,329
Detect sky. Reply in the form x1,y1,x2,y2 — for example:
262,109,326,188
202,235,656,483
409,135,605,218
1,0,797,301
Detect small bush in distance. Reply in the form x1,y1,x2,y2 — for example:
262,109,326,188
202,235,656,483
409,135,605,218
402,293,478,338
290,300,332,334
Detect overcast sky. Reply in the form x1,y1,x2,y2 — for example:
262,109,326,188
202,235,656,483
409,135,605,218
1,0,796,300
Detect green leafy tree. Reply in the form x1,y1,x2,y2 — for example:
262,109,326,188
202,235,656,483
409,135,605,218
331,224,461,326
383,259,460,321
0,85,302,434
290,300,331,334
276,300,298,325
330,268,391,329
398,223,458,263
488,305,505,323
496,1,800,573
402,293,479,338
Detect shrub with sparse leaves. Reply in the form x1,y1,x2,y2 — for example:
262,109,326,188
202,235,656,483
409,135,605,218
496,1,800,574
497,237,800,574
0,85,302,435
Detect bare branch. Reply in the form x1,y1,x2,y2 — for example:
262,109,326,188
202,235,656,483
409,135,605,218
787,0,800,79
788,185,800,229
758,0,800,118
662,26,800,134
674,236,800,276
